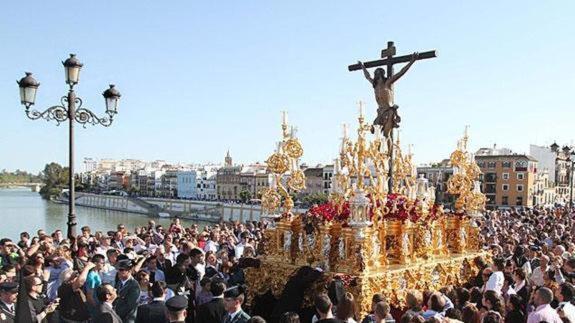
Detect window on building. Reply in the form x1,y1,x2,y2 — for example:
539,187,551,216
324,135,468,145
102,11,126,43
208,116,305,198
485,184,496,193
484,173,497,182
477,162,486,168
486,195,496,205
488,162,497,168
517,173,525,180
502,184,509,191
502,196,509,205
502,161,512,168
517,184,524,192
515,160,528,172
516,196,523,206
502,173,509,180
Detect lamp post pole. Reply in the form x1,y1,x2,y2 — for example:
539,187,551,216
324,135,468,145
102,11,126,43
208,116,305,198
17,54,121,241
570,155,575,209
68,88,77,238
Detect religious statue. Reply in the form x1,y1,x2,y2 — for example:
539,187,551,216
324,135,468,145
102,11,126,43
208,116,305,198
358,52,418,139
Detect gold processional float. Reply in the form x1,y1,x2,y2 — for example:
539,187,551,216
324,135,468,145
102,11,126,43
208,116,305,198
245,43,490,317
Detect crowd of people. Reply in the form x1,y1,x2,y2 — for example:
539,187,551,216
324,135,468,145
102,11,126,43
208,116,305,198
1,206,575,323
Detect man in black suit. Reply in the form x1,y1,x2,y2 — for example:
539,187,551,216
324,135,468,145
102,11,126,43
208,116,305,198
136,281,169,323
196,279,226,323
114,259,141,323
222,286,250,323
0,282,18,323
166,295,188,323
95,284,123,323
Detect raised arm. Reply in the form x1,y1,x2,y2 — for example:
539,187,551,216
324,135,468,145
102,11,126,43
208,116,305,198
388,52,418,84
358,61,374,85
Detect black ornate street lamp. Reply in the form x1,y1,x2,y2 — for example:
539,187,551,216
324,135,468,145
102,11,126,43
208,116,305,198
17,54,121,240
570,151,575,209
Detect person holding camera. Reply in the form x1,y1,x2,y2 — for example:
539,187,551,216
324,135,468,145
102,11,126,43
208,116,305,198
24,275,58,323
57,261,96,322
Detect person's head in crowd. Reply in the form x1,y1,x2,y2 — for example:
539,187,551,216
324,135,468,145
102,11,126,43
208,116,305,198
53,229,63,242
37,229,46,238
81,226,91,238
533,286,554,307
406,290,422,311
336,292,356,321
29,252,45,267
556,282,575,304
247,316,266,323
0,264,16,282
540,254,550,268
224,285,246,314
106,248,119,265
166,295,188,321
117,224,126,234
91,254,106,272
205,251,217,267
24,275,43,296
190,248,205,266
492,257,505,272
117,259,134,281
461,303,480,323
512,268,526,286
370,293,384,313
210,279,226,297
506,294,523,314
199,276,211,293
428,292,445,313
374,301,391,322
279,311,300,323
455,287,470,308
482,310,503,323
564,257,575,274
150,281,166,299
135,270,150,289
0,282,18,305
314,293,334,319
400,312,414,323
445,308,462,320
175,253,191,267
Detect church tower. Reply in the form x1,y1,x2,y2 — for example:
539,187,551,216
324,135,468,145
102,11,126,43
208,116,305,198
225,150,232,167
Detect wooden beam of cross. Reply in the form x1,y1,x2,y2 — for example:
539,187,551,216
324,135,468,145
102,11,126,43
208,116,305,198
347,41,437,73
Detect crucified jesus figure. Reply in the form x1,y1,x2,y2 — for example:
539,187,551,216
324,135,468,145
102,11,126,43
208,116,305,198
358,52,419,139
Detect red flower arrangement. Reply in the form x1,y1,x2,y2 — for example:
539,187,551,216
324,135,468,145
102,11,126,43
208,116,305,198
381,193,420,222
308,201,350,223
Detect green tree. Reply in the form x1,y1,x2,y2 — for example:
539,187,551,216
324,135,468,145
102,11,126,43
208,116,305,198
39,162,69,200
239,190,252,203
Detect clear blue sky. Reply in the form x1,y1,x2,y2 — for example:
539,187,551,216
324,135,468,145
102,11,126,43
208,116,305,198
1,1,574,173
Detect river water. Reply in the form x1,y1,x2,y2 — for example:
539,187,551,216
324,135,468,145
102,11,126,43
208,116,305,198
0,188,207,240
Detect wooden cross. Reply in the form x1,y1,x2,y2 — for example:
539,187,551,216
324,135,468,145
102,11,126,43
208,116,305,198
348,41,437,76
348,41,437,194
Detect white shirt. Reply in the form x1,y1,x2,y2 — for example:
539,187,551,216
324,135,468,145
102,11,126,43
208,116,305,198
530,266,548,286
234,243,244,259
559,301,575,323
485,271,505,295
204,240,218,253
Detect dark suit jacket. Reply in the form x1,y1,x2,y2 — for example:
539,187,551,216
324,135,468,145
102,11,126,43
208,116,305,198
223,310,250,323
196,298,226,323
95,303,123,323
136,300,169,323
0,301,15,323
114,277,141,323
